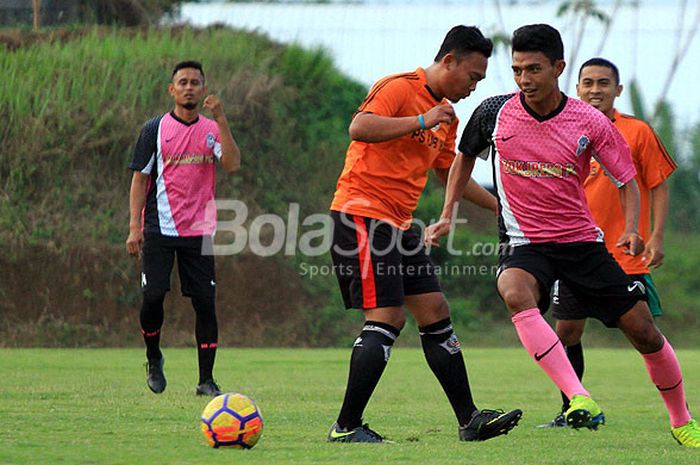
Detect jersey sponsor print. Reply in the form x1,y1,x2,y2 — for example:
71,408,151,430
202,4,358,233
459,92,636,245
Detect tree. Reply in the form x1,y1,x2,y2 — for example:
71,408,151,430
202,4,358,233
556,0,610,90
32,0,41,30
667,120,700,232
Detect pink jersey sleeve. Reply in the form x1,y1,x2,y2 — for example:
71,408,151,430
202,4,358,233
590,115,636,187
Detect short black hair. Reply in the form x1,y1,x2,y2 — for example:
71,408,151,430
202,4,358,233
434,25,493,62
578,57,620,85
171,60,205,81
512,24,564,63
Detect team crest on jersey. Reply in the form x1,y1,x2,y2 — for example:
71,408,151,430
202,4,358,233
575,135,590,157
206,132,215,148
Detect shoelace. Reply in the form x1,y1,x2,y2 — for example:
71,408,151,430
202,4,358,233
478,409,506,420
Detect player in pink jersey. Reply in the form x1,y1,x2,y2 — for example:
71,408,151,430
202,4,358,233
426,24,699,446
540,58,679,429
126,61,241,397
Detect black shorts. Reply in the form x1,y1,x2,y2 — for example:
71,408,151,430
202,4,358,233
330,211,441,310
141,234,216,298
497,242,644,327
551,274,650,326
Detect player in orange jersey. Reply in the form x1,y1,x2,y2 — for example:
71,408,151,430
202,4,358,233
327,25,520,444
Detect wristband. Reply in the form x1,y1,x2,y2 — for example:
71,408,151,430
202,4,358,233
418,114,426,130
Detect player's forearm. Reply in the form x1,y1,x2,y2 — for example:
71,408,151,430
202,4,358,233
129,173,148,230
439,154,476,221
619,179,641,234
216,118,241,174
435,168,497,212
462,178,498,213
349,112,423,143
649,181,670,240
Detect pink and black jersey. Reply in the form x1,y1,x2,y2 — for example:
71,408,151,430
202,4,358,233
459,92,636,245
129,112,222,237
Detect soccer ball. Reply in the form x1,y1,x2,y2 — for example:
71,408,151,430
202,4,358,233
200,393,263,449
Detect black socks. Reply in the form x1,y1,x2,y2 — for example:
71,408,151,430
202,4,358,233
420,318,477,426
337,321,400,430
561,342,584,410
140,290,165,361
192,295,218,384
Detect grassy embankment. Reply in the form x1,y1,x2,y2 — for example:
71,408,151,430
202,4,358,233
0,26,366,346
0,27,697,347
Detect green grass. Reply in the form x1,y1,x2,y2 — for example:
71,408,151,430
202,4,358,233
1,348,699,464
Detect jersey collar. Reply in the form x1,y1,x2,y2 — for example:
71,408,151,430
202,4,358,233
170,110,199,126
416,67,443,103
519,91,568,122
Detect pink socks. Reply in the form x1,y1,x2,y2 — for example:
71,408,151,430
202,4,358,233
512,308,589,400
642,337,692,428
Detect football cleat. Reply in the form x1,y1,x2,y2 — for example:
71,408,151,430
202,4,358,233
459,408,522,441
671,418,700,447
565,395,605,430
196,379,223,397
537,410,567,428
327,422,385,443
146,357,166,394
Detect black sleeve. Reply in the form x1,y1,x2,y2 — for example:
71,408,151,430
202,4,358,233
458,94,515,159
128,115,162,172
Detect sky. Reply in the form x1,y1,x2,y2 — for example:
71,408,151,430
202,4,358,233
180,0,700,184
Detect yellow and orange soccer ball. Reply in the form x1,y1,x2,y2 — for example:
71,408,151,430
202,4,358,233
200,393,263,449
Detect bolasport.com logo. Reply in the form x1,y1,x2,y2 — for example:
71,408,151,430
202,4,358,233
191,200,507,278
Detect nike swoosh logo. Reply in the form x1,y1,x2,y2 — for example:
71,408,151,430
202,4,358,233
534,340,560,361
501,135,516,142
627,281,644,293
329,429,353,439
166,137,175,142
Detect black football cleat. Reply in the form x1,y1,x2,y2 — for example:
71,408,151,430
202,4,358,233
459,408,522,441
327,422,386,443
196,379,223,397
146,357,166,394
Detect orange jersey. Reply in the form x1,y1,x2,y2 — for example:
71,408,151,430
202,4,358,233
330,68,458,229
584,109,676,274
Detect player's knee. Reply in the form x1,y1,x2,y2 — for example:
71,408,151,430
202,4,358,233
419,297,450,326
434,298,450,318
387,314,406,330
192,295,216,316
556,322,584,346
622,318,663,353
635,324,664,353
142,289,166,308
364,306,406,330
500,287,534,312
558,331,581,347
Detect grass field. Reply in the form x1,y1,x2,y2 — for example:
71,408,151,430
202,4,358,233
1,348,698,465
